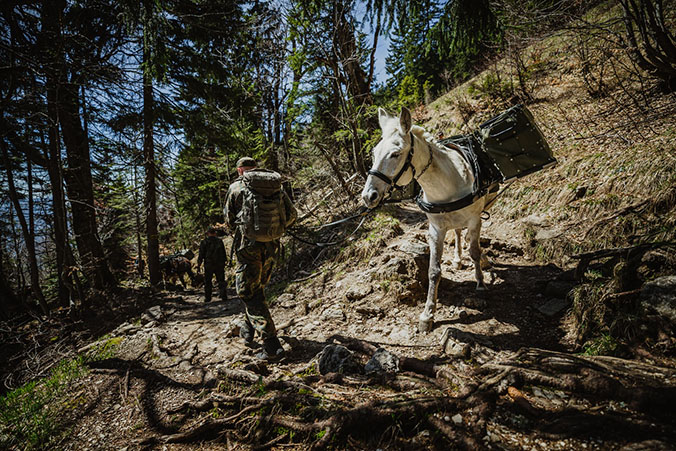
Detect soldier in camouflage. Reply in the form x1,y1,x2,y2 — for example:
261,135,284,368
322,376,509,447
225,157,297,361
197,227,227,303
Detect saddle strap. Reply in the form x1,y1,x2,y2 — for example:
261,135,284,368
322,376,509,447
415,184,499,214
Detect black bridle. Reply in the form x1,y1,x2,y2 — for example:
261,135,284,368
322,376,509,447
367,132,417,190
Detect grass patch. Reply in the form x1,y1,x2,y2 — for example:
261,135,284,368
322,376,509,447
582,334,618,356
0,336,123,450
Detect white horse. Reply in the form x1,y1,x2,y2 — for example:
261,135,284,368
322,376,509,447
361,107,496,333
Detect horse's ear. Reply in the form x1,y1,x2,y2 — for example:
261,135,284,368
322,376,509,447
399,107,412,134
378,108,390,130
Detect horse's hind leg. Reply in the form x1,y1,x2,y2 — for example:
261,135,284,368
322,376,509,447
419,224,446,333
452,228,463,270
467,220,487,291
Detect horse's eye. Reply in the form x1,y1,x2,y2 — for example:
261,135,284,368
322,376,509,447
389,152,401,159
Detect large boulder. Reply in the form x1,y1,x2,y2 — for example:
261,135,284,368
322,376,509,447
315,345,361,375
398,241,429,284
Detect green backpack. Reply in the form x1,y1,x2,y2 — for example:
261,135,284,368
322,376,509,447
238,169,288,242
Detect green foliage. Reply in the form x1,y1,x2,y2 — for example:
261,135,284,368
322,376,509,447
298,363,319,377
468,72,514,101
397,75,422,108
0,337,121,449
386,0,502,100
582,334,618,356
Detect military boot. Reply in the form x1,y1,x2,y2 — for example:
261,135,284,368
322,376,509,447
219,288,228,301
238,320,254,344
256,336,284,361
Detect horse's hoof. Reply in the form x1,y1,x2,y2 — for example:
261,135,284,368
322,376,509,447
418,319,433,333
475,284,487,292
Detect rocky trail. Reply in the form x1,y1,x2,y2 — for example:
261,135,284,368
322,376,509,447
47,202,676,450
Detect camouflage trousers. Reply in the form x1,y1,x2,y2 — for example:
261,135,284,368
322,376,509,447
235,240,280,339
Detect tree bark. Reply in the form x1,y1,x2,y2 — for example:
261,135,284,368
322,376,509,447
8,206,26,299
334,5,371,106
133,164,144,278
1,140,49,315
143,0,161,287
44,87,71,306
60,82,115,289
41,0,115,290
0,227,22,317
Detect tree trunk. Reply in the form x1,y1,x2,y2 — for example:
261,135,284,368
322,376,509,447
143,2,161,287
0,227,22,318
1,140,49,315
334,4,372,106
8,206,26,300
367,14,381,93
60,86,115,290
27,150,34,250
45,87,71,306
133,164,144,278
41,0,115,290
271,59,283,171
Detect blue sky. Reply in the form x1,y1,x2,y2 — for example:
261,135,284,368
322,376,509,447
373,33,391,83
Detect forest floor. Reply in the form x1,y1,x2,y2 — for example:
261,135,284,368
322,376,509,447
22,201,673,450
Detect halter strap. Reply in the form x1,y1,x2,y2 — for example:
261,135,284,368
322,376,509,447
367,132,415,188
367,131,433,190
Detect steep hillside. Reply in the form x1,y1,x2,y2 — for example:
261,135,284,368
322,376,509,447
423,4,676,262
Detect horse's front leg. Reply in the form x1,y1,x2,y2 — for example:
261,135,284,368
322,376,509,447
419,224,447,332
467,220,487,291
452,228,463,270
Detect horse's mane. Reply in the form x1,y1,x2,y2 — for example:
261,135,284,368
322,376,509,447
411,125,454,157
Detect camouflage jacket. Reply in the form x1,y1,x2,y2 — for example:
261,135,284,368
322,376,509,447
224,176,297,249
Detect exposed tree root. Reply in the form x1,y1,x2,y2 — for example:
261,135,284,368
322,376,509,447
143,357,478,448
167,394,264,414
427,415,481,449
252,432,289,450
137,345,676,448
480,348,676,427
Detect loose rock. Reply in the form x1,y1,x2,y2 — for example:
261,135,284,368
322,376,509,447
537,298,569,317
321,306,346,321
276,293,295,308
315,345,361,375
445,339,471,358
544,280,575,298
345,284,373,301
365,348,399,374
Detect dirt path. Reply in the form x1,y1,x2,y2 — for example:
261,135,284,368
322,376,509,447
55,203,676,449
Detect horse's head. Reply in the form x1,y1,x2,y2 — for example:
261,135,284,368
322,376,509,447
361,107,414,208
